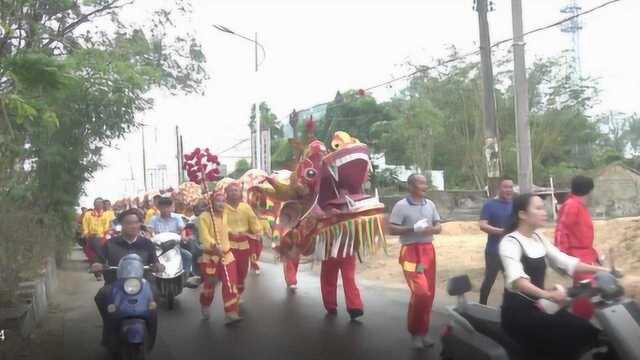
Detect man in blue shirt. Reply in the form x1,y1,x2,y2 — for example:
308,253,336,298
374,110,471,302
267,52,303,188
478,177,514,305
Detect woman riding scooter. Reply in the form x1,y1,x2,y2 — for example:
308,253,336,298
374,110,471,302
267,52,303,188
499,193,611,360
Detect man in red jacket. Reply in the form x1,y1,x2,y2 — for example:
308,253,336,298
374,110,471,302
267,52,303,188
555,175,599,283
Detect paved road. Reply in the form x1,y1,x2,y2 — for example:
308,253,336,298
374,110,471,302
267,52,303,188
62,251,448,360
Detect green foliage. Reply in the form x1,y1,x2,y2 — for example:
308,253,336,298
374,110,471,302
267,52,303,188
374,51,612,189
0,0,207,297
230,159,251,179
295,50,630,190
321,90,394,151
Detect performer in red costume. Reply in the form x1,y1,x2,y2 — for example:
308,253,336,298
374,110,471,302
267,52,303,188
320,248,363,320
283,256,300,291
555,175,600,284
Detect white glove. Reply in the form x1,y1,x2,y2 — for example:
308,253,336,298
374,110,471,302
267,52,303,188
413,219,430,233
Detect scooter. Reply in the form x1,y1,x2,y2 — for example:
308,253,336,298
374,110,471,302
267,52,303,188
103,254,157,360
151,232,185,310
440,271,640,360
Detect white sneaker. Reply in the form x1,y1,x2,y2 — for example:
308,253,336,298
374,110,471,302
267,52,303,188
254,268,261,275
288,284,297,292
201,306,210,320
422,336,435,348
412,335,425,350
224,313,244,325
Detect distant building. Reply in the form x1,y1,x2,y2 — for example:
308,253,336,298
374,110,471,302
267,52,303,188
589,162,640,218
371,153,444,191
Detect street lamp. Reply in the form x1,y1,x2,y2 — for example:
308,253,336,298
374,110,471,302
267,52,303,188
213,24,267,171
212,24,266,72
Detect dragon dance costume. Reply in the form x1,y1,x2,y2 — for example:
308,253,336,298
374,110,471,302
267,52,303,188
247,130,387,318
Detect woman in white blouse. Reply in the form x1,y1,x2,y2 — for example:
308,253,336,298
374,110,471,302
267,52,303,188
499,193,610,360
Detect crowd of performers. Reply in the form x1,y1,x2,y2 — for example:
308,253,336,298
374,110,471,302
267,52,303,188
78,177,369,326
78,169,606,356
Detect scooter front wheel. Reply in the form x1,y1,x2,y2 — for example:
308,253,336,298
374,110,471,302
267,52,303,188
440,346,454,360
167,293,175,310
120,343,147,360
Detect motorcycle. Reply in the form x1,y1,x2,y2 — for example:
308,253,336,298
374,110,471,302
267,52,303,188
103,254,157,360
440,271,640,360
151,232,185,310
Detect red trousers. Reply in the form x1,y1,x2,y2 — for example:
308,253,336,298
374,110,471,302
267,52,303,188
283,256,300,286
231,248,251,295
249,238,263,271
400,242,436,336
199,260,239,314
83,243,96,262
83,235,105,262
320,255,363,312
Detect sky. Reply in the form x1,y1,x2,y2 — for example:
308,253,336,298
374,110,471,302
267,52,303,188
81,0,639,206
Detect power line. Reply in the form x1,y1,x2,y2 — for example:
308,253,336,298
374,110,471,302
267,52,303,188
363,0,621,92
216,138,250,155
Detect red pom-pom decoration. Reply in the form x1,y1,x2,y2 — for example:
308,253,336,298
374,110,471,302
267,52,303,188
183,147,222,184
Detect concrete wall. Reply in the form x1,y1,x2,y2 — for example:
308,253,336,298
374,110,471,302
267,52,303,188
382,190,486,221
0,257,57,338
380,164,640,221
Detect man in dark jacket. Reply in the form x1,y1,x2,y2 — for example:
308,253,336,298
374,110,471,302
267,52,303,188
91,209,164,347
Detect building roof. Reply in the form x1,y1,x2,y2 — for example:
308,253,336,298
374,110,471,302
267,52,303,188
592,161,640,178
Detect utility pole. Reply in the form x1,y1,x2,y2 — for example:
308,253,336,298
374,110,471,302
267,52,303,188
255,104,262,171
475,0,501,197
254,32,261,170
511,0,533,193
212,25,267,171
142,128,148,192
255,32,259,73
175,125,182,184
179,135,184,183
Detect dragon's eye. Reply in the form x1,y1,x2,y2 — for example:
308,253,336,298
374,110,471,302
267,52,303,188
305,169,317,179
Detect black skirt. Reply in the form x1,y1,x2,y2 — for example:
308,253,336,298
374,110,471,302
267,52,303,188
501,291,600,360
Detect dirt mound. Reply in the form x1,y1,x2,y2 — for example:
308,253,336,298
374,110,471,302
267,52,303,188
594,218,640,285
360,217,640,302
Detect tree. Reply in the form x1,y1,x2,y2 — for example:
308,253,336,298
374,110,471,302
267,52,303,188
374,50,607,190
0,0,207,300
321,90,393,152
230,159,250,179
626,114,640,155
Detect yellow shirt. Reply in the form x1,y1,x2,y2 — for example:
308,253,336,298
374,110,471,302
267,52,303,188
225,202,262,250
225,203,262,235
197,211,234,264
144,207,158,224
104,210,115,226
258,218,272,238
81,210,111,237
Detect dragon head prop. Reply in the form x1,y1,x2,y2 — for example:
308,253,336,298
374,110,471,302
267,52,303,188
250,131,386,262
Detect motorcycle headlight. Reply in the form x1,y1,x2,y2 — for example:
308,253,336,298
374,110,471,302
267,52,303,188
123,278,142,295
